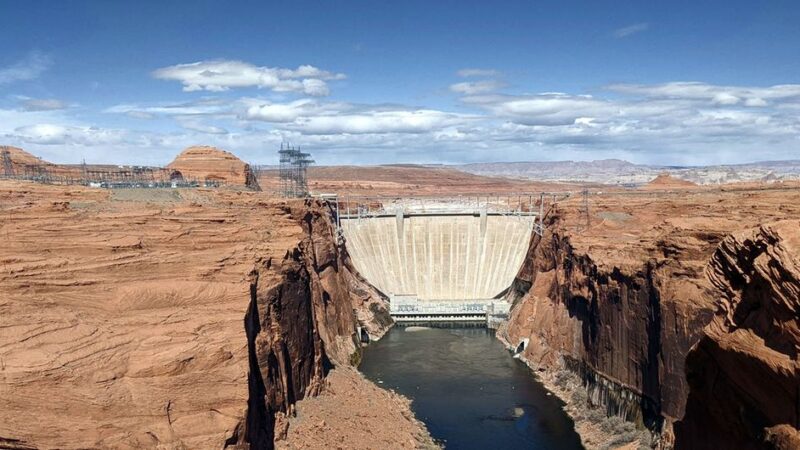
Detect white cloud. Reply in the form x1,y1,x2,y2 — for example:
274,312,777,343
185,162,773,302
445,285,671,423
449,80,505,95
241,98,475,134
613,22,649,38
105,98,230,117
12,124,128,146
301,78,329,96
712,92,740,105
287,109,473,135
607,82,800,106
446,79,800,165
0,51,52,84
7,74,800,166
152,60,345,96
124,111,156,119
242,98,344,123
457,68,500,78
19,98,68,111
176,118,228,135
463,93,614,125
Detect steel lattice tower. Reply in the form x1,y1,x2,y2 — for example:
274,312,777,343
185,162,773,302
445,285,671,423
278,142,314,197
1,146,14,177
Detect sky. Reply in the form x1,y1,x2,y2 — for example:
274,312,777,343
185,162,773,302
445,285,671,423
0,0,799,166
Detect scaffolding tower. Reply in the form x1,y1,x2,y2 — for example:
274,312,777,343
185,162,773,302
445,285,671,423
278,142,314,197
1,146,14,177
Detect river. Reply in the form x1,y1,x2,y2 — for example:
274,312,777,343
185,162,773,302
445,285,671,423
360,326,584,449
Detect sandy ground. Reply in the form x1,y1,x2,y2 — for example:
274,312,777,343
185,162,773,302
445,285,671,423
558,183,800,272
259,164,580,197
275,367,437,450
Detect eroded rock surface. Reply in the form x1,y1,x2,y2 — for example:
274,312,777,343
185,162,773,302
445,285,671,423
168,146,260,189
500,187,800,448
674,222,800,449
0,181,397,449
231,199,392,447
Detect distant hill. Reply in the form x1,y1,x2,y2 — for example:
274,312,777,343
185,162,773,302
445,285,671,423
643,173,698,189
168,146,260,189
456,159,800,185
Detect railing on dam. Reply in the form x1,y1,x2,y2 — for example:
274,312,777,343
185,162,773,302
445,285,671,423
334,194,550,237
335,194,548,218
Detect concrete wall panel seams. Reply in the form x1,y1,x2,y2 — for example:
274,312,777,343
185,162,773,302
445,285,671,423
341,215,533,300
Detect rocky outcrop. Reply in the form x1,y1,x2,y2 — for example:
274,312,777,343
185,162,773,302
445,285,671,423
500,211,719,449
502,212,715,431
0,183,391,449
0,145,75,178
674,222,800,449
230,199,392,448
168,146,260,189
643,173,698,190
502,201,800,449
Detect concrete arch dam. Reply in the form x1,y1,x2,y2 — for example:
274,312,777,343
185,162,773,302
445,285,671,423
340,206,537,321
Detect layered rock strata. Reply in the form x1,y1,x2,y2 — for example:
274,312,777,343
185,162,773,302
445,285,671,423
167,146,260,189
0,182,398,449
500,214,714,434
500,188,800,449
231,199,392,447
674,222,800,449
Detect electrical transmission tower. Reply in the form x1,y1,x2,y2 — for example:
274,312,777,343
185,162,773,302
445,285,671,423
278,142,314,197
81,158,88,184
1,146,14,177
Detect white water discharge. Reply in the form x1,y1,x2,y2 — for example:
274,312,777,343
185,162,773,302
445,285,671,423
341,213,533,300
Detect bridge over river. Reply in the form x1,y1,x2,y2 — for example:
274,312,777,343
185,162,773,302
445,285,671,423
337,195,549,324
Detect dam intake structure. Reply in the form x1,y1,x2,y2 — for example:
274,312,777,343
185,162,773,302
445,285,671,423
338,196,549,324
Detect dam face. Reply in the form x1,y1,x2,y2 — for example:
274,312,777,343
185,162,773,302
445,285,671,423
340,210,534,302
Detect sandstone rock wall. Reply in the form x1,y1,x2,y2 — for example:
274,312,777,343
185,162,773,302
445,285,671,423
502,207,800,449
502,212,715,430
167,146,260,189
674,222,800,449
230,199,392,448
0,184,389,449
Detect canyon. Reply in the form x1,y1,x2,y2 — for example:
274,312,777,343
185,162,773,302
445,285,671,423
1,145,799,449
499,187,800,448
0,178,430,449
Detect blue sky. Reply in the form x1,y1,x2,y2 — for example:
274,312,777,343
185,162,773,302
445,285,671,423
1,0,799,166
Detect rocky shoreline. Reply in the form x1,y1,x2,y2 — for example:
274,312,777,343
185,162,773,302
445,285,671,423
496,329,651,450
497,189,800,449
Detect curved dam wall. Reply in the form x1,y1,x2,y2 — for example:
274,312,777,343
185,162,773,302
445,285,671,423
341,214,534,300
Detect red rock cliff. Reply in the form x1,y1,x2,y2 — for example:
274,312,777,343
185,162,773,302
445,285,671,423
230,199,391,448
0,183,390,449
167,146,260,189
501,211,715,433
502,196,800,449
674,221,800,449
